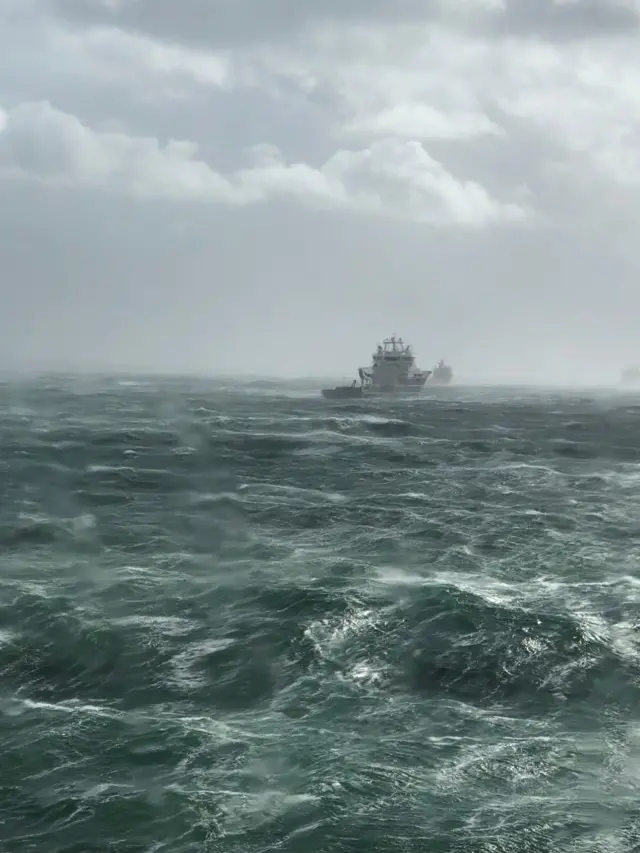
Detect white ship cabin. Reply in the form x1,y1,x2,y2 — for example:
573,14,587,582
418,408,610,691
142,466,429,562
373,336,415,366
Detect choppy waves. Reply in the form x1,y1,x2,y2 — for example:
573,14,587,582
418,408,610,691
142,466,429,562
1,377,640,852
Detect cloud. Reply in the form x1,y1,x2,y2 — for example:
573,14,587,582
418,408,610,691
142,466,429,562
41,0,640,47
245,21,640,195
7,2,639,197
0,0,639,378
345,103,502,142
0,10,231,106
0,100,522,225
1,3,638,230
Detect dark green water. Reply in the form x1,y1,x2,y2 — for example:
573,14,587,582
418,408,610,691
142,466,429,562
1,376,640,852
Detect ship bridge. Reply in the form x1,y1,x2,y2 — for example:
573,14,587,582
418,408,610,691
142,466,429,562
373,335,414,365
345,333,430,395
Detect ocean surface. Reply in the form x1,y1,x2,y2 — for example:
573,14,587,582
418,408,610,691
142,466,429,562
1,375,640,853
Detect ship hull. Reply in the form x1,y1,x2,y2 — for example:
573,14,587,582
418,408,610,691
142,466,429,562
322,380,428,400
321,385,364,400
428,376,452,386
370,381,428,394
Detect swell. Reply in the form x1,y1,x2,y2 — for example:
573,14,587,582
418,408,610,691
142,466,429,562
1,379,640,852
2,569,637,718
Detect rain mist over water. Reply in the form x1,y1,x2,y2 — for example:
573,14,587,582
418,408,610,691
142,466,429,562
1,374,640,852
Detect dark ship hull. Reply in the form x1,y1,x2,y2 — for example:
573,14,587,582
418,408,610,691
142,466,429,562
373,376,430,394
321,385,364,400
322,376,430,399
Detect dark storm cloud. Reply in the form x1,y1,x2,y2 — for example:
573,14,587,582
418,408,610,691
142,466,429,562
44,0,639,48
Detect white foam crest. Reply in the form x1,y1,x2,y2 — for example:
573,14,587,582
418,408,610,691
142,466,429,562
304,606,387,688
359,415,407,425
372,567,640,663
0,628,16,647
374,567,518,608
239,482,347,504
6,697,120,719
215,789,320,836
111,615,195,637
168,638,236,691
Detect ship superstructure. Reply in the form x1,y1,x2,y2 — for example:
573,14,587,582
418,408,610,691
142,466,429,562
359,336,431,392
322,335,431,399
428,358,453,385
620,366,640,386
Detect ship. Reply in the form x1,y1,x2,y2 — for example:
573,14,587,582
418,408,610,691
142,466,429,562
620,366,640,386
322,335,431,399
428,358,453,385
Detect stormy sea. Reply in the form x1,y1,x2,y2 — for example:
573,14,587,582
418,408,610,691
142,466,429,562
2,375,640,853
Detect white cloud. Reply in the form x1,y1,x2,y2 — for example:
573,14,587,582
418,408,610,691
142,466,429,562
1,1,640,378
322,138,523,224
0,14,231,107
56,25,231,91
2,5,639,219
0,100,522,226
249,21,640,194
493,37,640,184
346,103,502,141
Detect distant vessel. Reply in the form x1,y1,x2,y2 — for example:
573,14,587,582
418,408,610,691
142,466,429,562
620,366,640,386
428,358,453,385
322,336,431,399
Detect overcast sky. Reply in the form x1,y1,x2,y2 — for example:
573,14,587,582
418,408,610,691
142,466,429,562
1,0,639,383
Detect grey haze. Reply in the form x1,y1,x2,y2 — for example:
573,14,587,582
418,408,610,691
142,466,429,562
0,0,638,384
